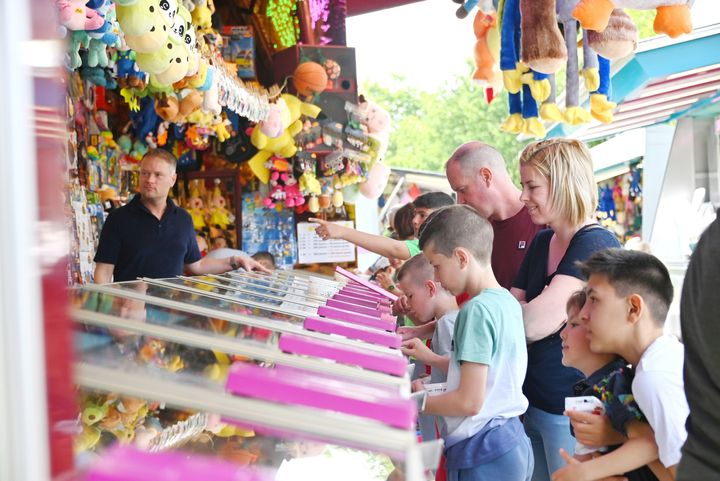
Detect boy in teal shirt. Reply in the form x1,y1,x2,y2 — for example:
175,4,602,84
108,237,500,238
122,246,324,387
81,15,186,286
413,205,533,481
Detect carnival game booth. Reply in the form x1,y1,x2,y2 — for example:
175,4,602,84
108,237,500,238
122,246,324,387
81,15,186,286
63,0,408,285
71,267,442,480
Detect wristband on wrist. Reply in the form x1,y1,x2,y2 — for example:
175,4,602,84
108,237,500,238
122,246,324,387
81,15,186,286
387,284,396,291
230,258,240,270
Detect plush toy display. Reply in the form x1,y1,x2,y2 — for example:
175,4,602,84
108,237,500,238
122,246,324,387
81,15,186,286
472,9,503,103
191,0,215,31
520,0,567,75
500,0,546,137
58,0,105,32
115,49,148,89
208,187,234,229
586,8,639,60
572,0,692,38
247,94,321,184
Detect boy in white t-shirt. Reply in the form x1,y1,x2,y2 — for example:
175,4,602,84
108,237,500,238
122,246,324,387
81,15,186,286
411,205,532,481
397,254,459,384
395,254,459,444
574,248,688,479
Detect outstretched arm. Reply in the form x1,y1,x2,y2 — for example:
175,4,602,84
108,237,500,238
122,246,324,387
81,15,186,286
311,218,412,260
186,255,271,276
94,262,114,284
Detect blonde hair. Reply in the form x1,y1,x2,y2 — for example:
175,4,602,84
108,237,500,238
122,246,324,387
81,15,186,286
519,138,597,226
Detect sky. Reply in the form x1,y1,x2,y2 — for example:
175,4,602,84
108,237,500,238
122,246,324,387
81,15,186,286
346,0,720,92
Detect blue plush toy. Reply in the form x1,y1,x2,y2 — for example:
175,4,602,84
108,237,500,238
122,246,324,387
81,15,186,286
114,49,148,89
454,0,499,19
499,0,545,137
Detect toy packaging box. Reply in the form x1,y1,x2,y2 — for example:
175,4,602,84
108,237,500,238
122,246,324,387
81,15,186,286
221,25,255,79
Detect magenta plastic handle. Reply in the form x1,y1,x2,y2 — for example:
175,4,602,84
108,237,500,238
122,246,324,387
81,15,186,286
326,298,384,318
279,333,407,377
304,316,402,349
342,285,384,297
377,304,392,314
86,446,271,481
225,363,416,429
336,266,399,301
339,288,383,303
333,293,381,308
317,305,396,332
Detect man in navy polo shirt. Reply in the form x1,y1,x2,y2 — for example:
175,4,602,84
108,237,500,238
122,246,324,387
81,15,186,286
93,149,268,284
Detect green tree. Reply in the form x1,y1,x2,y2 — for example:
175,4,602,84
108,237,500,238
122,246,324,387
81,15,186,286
363,63,530,185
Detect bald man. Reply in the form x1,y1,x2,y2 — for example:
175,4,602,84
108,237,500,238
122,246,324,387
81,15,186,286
445,141,542,289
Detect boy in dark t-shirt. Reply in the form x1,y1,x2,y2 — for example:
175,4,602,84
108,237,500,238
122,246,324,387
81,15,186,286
554,291,663,481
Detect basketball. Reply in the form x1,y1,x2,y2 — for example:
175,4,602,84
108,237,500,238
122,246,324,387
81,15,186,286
293,61,328,96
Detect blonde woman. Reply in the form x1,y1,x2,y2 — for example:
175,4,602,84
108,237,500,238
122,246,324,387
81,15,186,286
510,139,621,481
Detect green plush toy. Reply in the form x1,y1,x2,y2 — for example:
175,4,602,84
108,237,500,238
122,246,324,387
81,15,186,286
121,0,177,54
149,5,194,87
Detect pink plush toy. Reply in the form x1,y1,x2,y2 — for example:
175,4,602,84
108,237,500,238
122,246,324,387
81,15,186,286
284,174,305,208
58,0,105,31
263,171,286,209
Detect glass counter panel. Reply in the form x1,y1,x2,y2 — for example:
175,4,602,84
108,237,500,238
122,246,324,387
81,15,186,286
73,286,397,356
157,277,319,316
100,281,308,324
72,288,405,388
224,272,340,299
76,385,407,481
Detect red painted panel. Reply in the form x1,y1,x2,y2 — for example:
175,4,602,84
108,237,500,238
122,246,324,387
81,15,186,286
31,0,76,476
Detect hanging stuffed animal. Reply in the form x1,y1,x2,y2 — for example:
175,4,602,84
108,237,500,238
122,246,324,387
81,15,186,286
455,0,480,19
148,5,194,88
573,0,692,38
520,0,567,75
499,0,546,137
247,94,321,184
471,8,503,103
558,0,592,125
586,8,638,60
57,0,105,32
191,0,215,31
114,48,148,89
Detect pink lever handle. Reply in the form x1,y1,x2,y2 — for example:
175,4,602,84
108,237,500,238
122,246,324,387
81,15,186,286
304,316,401,349
333,293,381,308
326,298,384,318
225,363,416,429
336,266,399,301
317,305,396,332
278,333,407,377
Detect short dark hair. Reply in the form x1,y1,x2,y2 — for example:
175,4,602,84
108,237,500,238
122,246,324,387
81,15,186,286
413,192,454,210
142,148,178,171
393,203,416,240
578,248,673,326
418,205,493,265
397,254,434,285
251,251,276,267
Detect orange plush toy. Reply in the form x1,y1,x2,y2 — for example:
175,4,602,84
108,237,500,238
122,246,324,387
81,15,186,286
572,0,692,39
472,9,503,103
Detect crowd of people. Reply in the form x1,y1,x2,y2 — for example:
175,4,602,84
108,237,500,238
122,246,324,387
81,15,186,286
91,138,718,481
314,138,717,481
